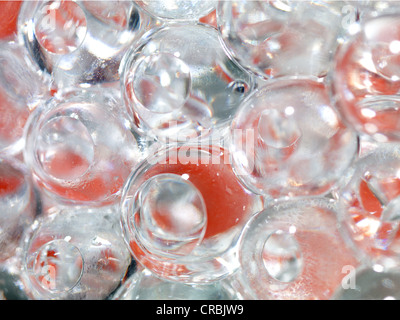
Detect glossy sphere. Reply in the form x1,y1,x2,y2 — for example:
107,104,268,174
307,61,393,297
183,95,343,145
337,143,400,268
23,87,140,205
217,0,342,79
121,144,263,283
234,197,359,300
120,23,255,142
230,77,358,199
21,206,131,300
332,14,400,142
142,145,256,238
18,0,151,88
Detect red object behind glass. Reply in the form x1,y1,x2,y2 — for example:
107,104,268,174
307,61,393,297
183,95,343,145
0,1,22,39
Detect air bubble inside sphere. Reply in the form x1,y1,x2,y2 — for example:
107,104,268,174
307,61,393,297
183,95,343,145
336,143,400,268
234,197,359,300
332,13,400,142
120,144,263,283
217,0,343,79
230,77,358,199
134,0,216,21
120,23,255,142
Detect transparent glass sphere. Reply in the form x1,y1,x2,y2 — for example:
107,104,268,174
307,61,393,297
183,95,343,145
331,13,400,142
0,157,37,263
134,0,216,21
18,0,153,89
0,40,50,156
230,76,358,200
336,143,400,269
120,144,263,283
217,0,343,79
233,197,359,300
21,205,132,300
120,22,256,143
111,265,238,300
23,86,142,206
